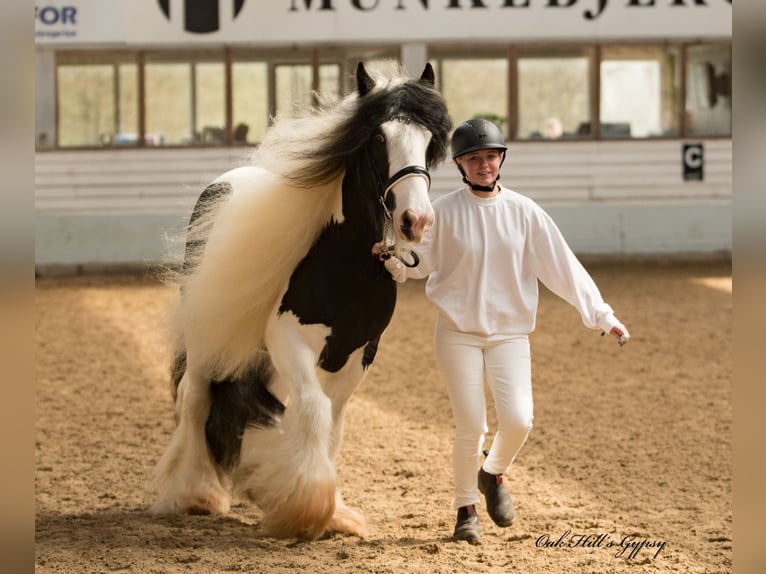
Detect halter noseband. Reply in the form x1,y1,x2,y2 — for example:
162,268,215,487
382,165,431,202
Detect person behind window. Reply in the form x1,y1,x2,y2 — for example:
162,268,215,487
233,123,249,144
543,117,563,139
381,118,630,543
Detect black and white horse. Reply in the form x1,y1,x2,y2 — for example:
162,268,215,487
151,63,451,540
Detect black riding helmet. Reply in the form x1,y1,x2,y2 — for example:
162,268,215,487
450,119,507,192
451,118,507,159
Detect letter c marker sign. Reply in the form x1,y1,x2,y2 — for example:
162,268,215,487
683,143,704,181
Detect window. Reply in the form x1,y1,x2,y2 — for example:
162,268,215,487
343,47,400,93
516,47,592,140
195,62,227,144
318,64,341,103
685,44,731,137
432,51,508,136
144,51,225,146
233,48,345,144
275,64,314,119
232,60,269,145
44,42,731,150
56,53,138,147
600,45,680,139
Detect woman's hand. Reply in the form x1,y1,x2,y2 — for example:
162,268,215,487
610,323,630,347
384,256,408,283
372,240,409,283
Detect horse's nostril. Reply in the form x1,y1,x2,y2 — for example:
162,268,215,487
400,211,416,241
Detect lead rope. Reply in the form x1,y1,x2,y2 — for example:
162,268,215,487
372,207,420,267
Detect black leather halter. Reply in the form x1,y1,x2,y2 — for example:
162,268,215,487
373,164,431,268
370,115,433,269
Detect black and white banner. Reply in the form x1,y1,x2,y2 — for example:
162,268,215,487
35,0,732,46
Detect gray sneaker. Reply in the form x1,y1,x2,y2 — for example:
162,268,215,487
478,468,515,527
452,504,480,542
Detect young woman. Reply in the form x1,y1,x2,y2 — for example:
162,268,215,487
383,118,631,542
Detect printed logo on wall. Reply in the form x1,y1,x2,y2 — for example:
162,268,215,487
682,143,704,182
157,0,246,34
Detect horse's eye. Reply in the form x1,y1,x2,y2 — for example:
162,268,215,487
375,134,385,144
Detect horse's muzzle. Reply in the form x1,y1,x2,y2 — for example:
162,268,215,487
400,209,434,242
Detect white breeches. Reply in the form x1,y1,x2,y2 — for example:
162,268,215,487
434,314,534,510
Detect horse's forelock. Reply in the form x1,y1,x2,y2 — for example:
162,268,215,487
388,80,452,168
346,77,451,165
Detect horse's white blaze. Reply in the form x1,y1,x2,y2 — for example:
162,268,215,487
381,120,435,242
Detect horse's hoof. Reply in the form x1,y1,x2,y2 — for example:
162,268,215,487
327,502,369,538
260,477,336,540
150,487,230,516
181,502,229,515
179,491,230,515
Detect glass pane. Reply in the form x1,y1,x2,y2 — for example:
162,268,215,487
343,48,399,92
440,58,508,135
57,64,115,147
275,64,312,118
195,62,226,145
232,61,269,144
686,44,731,136
318,64,340,104
357,58,401,79
145,62,191,145
517,52,590,140
601,46,680,139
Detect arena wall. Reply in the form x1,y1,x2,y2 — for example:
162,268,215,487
34,139,731,272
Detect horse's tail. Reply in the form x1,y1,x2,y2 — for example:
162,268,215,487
171,351,285,473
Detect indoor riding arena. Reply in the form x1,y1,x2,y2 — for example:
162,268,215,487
35,258,731,573
35,2,731,573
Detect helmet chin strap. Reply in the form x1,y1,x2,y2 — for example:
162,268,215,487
462,175,498,193
456,152,505,193
457,164,499,192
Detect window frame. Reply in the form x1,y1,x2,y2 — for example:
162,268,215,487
44,41,732,151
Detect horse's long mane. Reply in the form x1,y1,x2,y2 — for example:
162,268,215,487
250,65,451,187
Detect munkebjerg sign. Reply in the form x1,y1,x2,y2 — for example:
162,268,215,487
35,0,732,46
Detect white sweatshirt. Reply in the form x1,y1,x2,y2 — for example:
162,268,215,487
406,185,619,337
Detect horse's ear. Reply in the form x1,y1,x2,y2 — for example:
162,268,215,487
356,62,375,97
419,63,435,86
